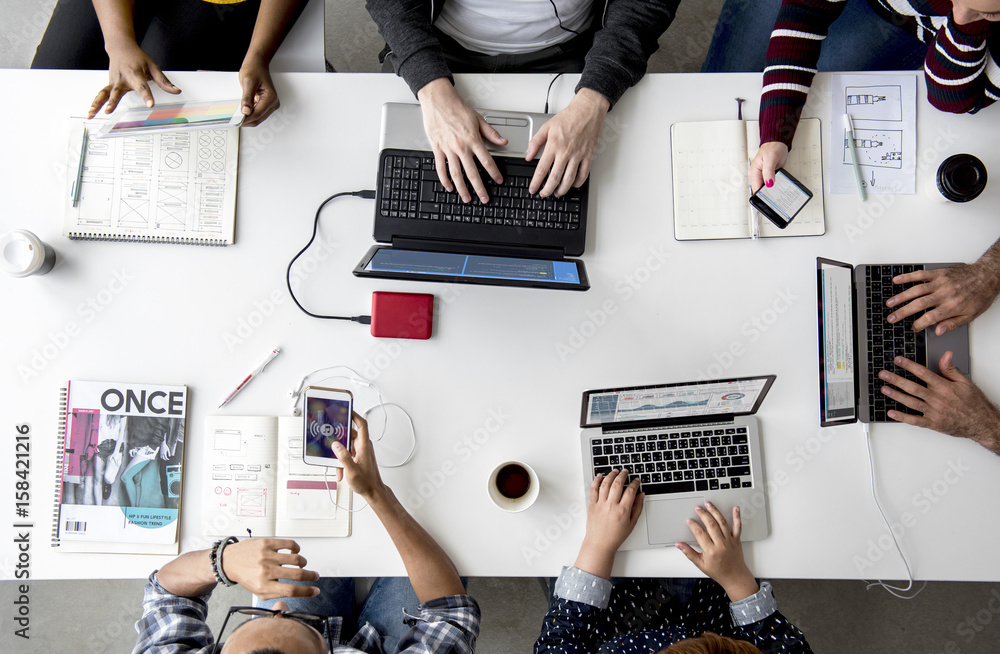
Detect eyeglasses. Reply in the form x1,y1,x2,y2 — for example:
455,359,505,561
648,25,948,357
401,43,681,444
212,606,332,654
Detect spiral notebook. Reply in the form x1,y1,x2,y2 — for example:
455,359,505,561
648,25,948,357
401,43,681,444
52,380,188,555
63,118,238,245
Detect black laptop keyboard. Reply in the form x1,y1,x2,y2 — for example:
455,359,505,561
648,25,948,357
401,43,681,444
378,149,584,230
864,264,927,421
589,427,753,496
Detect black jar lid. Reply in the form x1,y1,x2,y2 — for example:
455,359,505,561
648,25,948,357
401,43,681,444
937,154,987,202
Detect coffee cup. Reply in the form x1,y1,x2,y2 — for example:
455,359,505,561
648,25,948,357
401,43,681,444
1,230,57,277
487,461,538,512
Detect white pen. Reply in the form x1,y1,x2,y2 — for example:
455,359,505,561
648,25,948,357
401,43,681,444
843,113,867,202
747,158,760,241
218,347,280,408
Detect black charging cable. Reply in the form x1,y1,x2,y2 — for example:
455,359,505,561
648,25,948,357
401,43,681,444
544,72,566,113
286,189,377,322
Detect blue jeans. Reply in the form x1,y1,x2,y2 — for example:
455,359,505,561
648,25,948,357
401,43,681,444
702,0,927,72
255,577,420,652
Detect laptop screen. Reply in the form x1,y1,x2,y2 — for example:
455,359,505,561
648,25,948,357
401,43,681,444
354,246,589,290
580,376,775,428
817,259,857,425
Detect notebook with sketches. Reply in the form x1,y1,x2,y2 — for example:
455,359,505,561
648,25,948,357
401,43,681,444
670,118,825,241
63,118,238,245
201,416,352,539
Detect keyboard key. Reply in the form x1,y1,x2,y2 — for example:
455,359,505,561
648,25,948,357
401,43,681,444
727,466,751,477
641,481,695,496
696,480,708,491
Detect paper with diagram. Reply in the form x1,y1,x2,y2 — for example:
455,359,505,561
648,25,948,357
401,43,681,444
64,118,238,244
831,74,917,194
201,416,352,538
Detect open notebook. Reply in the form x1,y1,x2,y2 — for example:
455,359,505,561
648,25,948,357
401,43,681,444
64,118,238,245
201,416,352,539
671,118,825,240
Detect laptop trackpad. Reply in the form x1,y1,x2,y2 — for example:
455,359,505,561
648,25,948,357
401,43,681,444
483,116,532,155
646,497,704,545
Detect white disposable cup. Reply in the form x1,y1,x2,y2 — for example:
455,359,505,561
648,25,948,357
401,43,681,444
487,461,539,512
1,230,56,277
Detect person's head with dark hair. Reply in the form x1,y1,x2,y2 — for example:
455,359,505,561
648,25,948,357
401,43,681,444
220,601,326,654
659,631,763,654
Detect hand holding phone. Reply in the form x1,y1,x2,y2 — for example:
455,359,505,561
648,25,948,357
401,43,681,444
749,168,813,229
302,387,353,468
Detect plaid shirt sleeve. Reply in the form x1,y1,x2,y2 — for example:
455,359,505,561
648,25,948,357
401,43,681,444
132,571,215,654
394,594,481,654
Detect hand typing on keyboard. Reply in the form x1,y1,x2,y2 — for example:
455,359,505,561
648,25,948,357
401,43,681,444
886,239,1000,335
526,88,609,198
417,79,507,204
878,352,1000,455
573,469,644,580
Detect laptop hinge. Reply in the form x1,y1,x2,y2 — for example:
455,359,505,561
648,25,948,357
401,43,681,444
391,237,565,260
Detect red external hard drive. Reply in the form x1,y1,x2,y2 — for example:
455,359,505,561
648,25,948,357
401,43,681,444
370,291,433,340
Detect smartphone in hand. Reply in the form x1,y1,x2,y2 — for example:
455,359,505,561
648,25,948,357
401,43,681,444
750,168,813,229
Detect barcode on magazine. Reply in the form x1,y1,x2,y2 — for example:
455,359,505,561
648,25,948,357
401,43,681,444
64,521,87,533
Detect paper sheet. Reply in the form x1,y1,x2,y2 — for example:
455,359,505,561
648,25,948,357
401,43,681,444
830,74,917,195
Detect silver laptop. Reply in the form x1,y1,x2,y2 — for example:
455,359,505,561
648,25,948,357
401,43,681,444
579,376,775,550
817,258,971,426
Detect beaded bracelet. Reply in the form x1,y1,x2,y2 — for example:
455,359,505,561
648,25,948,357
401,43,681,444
210,536,239,587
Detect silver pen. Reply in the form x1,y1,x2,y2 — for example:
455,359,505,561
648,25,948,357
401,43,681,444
71,127,89,207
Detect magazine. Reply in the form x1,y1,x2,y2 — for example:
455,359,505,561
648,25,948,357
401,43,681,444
53,381,187,554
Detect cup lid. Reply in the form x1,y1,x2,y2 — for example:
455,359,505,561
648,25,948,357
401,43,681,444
0,231,44,277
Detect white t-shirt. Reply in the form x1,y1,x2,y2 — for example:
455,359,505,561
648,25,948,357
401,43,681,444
436,0,594,56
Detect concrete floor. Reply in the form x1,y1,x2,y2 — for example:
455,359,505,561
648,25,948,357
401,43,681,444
4,1,1000,652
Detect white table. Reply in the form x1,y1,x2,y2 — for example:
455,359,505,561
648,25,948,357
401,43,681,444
1,69,998,582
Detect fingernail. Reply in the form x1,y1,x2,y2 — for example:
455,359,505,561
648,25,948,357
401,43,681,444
887,315,896,323
705,501,713,507
694,506,703,512
886,299,895,307
887,411,896,419
735,506,740,514
895,356,903,364
462,195,470,203
765,179,774,188
146,100,153,107
880,386,889,394
879,371,889,380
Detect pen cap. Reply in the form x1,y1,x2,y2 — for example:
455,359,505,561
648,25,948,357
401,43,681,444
1,230,56,277
936,154,987,203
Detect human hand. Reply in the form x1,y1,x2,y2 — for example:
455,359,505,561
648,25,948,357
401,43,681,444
574,469,643,579
333,414,388,500
238,56,280,127
879,353,1000,451
676,502,758,602
417,78,507,203
886,262,1000,335
222,538,320,600
749,142,789,192
88,40,180,118
526,88,609,198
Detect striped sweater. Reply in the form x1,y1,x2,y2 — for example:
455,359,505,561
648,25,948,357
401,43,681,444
760,0,999,147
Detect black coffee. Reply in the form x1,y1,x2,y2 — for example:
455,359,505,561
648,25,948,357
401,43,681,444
496,464,531,499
